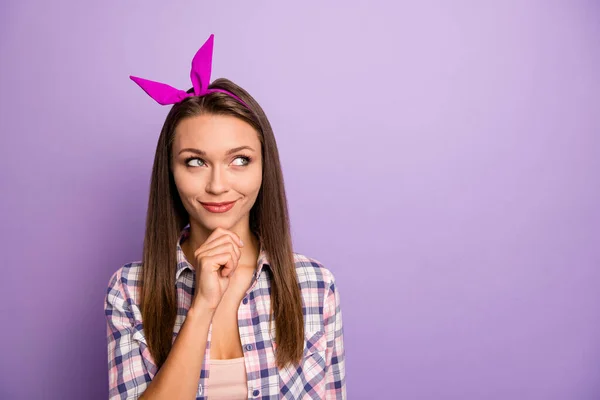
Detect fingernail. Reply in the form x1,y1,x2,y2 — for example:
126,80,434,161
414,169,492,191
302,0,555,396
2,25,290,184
239,238,244,246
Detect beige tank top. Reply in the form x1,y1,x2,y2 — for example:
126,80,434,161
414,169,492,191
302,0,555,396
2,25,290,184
207,357,248,399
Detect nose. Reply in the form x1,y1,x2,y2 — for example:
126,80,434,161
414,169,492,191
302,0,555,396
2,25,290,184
205,165,229,195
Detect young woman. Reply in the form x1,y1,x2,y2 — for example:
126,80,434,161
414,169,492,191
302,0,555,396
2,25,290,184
104,35,346,399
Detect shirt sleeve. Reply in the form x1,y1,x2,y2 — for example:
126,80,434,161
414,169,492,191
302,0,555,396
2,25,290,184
105,269,153,400
323,271,346,399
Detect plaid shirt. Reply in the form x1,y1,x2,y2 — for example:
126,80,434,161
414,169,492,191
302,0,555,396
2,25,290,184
104,224,346,399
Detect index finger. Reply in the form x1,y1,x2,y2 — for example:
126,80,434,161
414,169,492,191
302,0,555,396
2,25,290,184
205,227,244,248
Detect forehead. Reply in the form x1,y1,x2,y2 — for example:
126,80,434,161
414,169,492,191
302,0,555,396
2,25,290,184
173,114,260,152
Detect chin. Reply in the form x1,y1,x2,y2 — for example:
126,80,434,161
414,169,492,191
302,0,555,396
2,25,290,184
197,215,239,231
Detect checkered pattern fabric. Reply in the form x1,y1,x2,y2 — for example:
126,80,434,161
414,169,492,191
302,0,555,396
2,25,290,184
105,225,346,399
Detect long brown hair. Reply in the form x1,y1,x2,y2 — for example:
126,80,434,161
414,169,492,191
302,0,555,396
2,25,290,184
139,78,304,371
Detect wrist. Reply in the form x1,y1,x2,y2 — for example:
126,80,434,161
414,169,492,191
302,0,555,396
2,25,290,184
189,299,217,320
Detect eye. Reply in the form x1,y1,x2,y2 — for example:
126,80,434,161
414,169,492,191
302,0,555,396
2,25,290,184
184,155,251,168
232,155,251,167
185,157,205,167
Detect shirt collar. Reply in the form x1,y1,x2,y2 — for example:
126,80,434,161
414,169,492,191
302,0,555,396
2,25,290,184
175,224,270,282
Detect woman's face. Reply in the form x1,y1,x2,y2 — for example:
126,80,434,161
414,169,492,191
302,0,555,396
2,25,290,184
171,113,263,234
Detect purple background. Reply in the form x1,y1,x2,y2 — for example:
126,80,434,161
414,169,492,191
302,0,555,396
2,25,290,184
1,1,599,399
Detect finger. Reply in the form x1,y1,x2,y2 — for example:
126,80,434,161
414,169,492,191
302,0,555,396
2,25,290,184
203,251,236,277
220,252,236,278
197,242,240,272
196,237,241,262
205,227,244,248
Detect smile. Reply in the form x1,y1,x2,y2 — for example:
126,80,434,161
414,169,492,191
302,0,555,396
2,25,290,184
200,200,237,213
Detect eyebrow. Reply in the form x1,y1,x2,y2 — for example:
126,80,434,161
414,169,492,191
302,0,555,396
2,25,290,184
178,146,256,156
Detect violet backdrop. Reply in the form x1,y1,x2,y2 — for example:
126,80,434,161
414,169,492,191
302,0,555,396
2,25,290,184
1,1,599,399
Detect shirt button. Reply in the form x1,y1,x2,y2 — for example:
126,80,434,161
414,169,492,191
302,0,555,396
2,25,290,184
245,344,253,351
252,389,260,397
243,297,248,305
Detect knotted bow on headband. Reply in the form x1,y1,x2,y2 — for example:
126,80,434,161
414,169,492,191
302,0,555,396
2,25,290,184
129,34,249,108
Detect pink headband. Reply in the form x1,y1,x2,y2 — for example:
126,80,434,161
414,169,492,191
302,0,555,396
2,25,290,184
130,34,249,108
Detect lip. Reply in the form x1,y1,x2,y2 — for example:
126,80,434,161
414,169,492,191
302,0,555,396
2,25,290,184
200,200,237,213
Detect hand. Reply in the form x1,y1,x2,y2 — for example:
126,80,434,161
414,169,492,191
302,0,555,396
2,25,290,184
191,227,244,311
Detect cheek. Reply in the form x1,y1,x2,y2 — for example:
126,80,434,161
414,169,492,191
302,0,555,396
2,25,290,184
173,169,201,199
237,171,262,196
